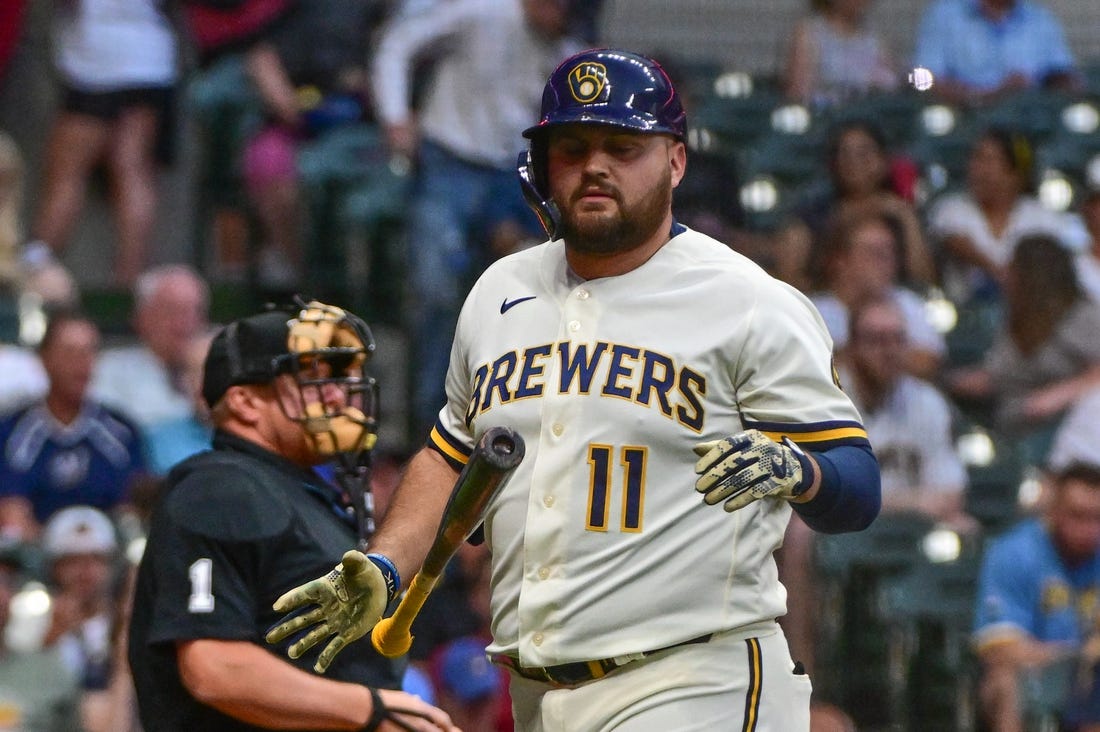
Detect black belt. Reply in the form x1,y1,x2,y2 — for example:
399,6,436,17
489,633,713,687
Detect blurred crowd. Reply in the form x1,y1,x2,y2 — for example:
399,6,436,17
0,0,1099,730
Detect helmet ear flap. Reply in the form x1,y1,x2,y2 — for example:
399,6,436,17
517,148,561,240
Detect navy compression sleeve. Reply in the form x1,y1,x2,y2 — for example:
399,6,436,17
792,443,881,534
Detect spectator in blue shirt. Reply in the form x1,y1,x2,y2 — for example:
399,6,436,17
914,0,1078,106
973,462,1100,730
0,311,146,534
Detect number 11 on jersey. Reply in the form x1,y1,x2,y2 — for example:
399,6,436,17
586,444,647,533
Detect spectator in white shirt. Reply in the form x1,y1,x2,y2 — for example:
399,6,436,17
90,264,209,432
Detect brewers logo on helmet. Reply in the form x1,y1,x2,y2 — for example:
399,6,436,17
568,62,607,103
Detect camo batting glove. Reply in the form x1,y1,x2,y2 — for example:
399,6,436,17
693,430,814,512
265,550,397,673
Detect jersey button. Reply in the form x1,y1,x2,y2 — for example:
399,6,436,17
533,633,544,646
551,423,564,436
538,567,550,580
543,495,555,507
568,320,581,332
576,289,589,300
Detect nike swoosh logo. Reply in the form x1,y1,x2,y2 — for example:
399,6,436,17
500,296,536,314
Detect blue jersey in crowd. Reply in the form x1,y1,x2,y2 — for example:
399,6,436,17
0,402,146,522
975,518,1100,724
974,519,1100,646
914,0,1075,92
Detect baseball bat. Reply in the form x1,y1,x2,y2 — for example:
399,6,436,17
371,426,525,658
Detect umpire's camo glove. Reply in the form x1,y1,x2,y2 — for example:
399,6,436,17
693,429,814,512
265,550,392,673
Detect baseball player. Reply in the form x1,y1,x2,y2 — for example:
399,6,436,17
269,49,881,731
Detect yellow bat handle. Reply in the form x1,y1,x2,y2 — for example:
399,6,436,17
370,571,439,658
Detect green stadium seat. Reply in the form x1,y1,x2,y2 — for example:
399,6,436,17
881,553,984,731
739,127,828,190
689,90,783,159
1081,58,1100,96
815,511,936,580
974,89,1073,145
829,90,926,148
965,435,1029,536
0,293,19,344
944,298,1003,369
296,125,411,318
186,55,264,208
185,55,267,283
81,289,133,337
735,176,805,233
297,125,387,189
813,512,938,727
1037,127,1100,183
663,57,725,103
882,551,981,630
906,123,979,196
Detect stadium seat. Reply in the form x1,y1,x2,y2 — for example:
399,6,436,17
186,54,266,284
974,89,1073,146
964,434,1029,536
906,122,978,197
187,54,264,209
296,124,411,319
1081,58,1100,96
944,298,1003,369
881,553,984,731
80,289,133,338
882,551,981,635
0,292,19,343
336,174,411,322
814,512,938,727
739,126,828,190
815,511,936,580
736,175,807,232
1037,127,1100,183
664,57,725,104
688,89,784,159
297,124,388,190
829,90,926,149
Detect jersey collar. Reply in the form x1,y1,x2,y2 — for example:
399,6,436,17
212,430,324,486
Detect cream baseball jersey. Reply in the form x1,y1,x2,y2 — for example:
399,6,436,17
428,227,870,667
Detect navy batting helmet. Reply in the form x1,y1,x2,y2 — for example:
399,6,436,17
517,49,686,239
523,49,686,141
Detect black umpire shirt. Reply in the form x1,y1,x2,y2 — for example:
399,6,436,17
128,430,402,732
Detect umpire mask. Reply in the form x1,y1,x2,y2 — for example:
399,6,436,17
283,300,378,459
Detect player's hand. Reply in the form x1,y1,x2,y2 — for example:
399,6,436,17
693,430,813,512
372,688,462,732
265,550,390,673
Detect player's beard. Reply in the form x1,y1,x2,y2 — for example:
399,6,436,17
560,169,673,256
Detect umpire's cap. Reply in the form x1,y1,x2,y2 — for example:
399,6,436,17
522,48,686,142
201,309,296,408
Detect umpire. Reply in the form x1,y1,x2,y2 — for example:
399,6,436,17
128,301,456,732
